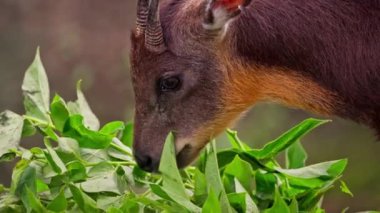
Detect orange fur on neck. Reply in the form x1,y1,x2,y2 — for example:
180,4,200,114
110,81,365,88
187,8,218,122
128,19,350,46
219,52,339,116
189,50,340,151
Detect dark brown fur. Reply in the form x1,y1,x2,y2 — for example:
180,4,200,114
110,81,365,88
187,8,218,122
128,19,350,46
229,0,380,133
159,0,380,134
130,0,380,171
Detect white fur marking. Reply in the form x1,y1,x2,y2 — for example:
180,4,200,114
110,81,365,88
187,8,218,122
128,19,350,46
175,137,191,154
203,7,231,30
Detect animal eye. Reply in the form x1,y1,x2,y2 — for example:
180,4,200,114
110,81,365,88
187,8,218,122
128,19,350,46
159,76,181,92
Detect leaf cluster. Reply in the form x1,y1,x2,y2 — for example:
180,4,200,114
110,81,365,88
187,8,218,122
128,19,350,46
0,50,371,213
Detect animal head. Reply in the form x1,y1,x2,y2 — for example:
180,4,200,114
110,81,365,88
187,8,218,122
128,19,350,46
129,0,259,172
130,0,380,172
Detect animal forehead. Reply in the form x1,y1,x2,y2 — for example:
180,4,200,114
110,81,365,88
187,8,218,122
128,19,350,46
131,58,185,88
134,51,200,77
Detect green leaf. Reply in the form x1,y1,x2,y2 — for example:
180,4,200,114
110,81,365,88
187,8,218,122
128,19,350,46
285,176,329,193
88,162,115,176
227,191,259,213
150,184,198,212
226,129,250,151
223,175,235,194
110,137,133,156
100,121,125,137
57,137,80,154
10,159,29,194
22,48,51,123
15,166,37,198
156,133,200,212
202,188,221,213
22,119,36,137
194,168,208,205
107,147,133,161
80,174,122,195
40,125,59,141
264,188,290,213
0,111,23,160
36,179,49,193
48,175,67,194
63,115,113,149
117,196,145,212
205,141,233,213
0,193,23,212
107,207,124,213
276,159,347,179
340,180,353,197
120,122,134,147
224,155,254,192
56,137,82,163
67,161,87,182
248,119,328,160
50,94,70,132
24,186,46,213
289,198,298,213
97,195,124,211
81,149,110,163
159,133,188,199
44,138,67,174
255,171,277,200
150,183,173,200
69,184,99,213
299,187,331,211
229,179,259,213
67,81,100,130
227,193,247,213
286,140,307,169
315,208,326,213
80,162,123,194
47,188,67,212
15,167,46,213
216,149,249,170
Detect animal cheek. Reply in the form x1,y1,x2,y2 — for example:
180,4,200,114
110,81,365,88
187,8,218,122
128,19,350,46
175,137,206,168
175,137,190,154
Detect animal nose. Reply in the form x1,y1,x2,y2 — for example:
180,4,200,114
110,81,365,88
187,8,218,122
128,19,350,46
134,152,159,172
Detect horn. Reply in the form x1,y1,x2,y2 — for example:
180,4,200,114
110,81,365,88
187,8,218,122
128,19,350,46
136,0,149,36
145,0,166,53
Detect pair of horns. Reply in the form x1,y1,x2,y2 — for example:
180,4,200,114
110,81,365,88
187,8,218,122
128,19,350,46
136,0,166,53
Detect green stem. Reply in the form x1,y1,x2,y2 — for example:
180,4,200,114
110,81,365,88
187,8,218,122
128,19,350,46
110,138,133,156
110,143,128,154
108,161,135,166
140,187,153,197
184,183,194,189
23,115,56,129
84,161,136,167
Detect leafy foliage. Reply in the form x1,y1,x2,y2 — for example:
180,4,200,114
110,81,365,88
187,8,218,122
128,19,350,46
0,49,374,212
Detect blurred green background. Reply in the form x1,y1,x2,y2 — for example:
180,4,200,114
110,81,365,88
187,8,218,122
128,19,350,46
0,0,379,211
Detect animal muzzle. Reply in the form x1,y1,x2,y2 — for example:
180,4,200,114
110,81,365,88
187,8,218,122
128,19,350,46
133,135,204,172
132,132,165,172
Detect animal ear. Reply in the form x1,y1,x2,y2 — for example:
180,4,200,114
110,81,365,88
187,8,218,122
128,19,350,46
203,0,251,31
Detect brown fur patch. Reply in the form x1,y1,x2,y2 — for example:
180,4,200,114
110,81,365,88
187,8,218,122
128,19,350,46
189,50,342,149
219,48,341,115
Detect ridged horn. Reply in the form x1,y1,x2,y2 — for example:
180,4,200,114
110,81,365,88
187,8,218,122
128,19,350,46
136,0,149,36
145,0,166,53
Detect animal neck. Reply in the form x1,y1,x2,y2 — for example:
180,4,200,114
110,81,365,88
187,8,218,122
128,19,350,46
217,0,380,131
163,0,379,134
218,51,340,117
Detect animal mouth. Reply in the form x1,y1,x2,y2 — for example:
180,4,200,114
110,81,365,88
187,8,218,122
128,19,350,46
175,143,204,168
